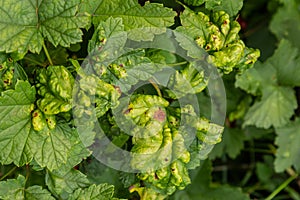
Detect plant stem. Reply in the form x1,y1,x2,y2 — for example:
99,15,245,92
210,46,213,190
25,164,30,183
42,42,53,66
23,57,45,67
167,61,188,66
0,166,17,181
265,173,298,200
149,78,162,97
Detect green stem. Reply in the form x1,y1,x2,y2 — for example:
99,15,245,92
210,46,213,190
0,166,17,181
23,57,45,67
25,165,30,183
265,173,298,200
167,61,188,66
42,42,53,66
149,79,162,97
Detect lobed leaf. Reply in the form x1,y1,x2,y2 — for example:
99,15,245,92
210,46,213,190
0,0,88,54
0,81,35,166
0,175,55,200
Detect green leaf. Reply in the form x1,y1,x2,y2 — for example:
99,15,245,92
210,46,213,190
0,81,35,166
0,59,28,90
46,169,90,198
30,122,74,171
244,86,297,129
205,0,243,17
0,175,24,199
274,118,300,172
0,0,88,54
0,175,55,200
182,0,205,6
176,8,259,73
270,0,300,49
25,186,55,200
86,0,176,30
37,66,74,115
68,183,117,200
267,39,300,87
209,128,246,159
235,61,277,96
236,40,299,128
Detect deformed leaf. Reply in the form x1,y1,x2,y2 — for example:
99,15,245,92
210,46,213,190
0,81,35,166
37,66,74,115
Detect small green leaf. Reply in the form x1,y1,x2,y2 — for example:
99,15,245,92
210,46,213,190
68,183,117,200
46,169,90,197
275,118,300,172
25,186,55,200
0,81,35,166
0,175,24,199
268,39,300,87
205,0,243,17
0,175,55,200
182,0,205,6
270,0,300,49
209,128,246,159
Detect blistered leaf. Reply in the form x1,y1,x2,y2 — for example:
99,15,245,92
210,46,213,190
274,119,300,172
0,81,35,166
165,63,208,98
0,0,88,54
0,175,55,200
176,8,259,73
37,66,74,115
0,59,27,90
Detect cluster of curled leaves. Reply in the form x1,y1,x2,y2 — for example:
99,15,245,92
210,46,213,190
0,0,259,199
